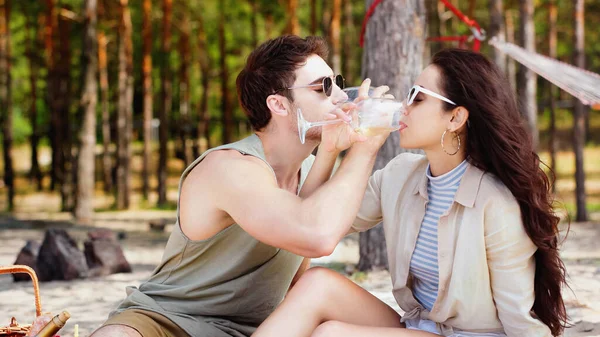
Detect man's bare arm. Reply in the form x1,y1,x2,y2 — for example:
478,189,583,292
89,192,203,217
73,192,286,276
209,143,379,258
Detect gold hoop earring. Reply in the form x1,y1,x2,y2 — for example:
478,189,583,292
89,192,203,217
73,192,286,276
441,130,460,156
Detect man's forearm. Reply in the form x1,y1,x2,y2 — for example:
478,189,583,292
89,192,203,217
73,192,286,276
298,147,340,199
301,145,378,246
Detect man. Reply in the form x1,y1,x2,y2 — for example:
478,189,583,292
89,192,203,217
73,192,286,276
92,35,390,337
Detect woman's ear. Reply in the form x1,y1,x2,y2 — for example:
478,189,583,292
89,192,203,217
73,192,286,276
266,94,289,117
449,107,469,132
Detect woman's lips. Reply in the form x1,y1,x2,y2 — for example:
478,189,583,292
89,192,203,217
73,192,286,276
399,122,408,131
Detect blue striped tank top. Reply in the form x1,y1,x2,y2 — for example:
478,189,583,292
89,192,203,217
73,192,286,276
409,160,468,311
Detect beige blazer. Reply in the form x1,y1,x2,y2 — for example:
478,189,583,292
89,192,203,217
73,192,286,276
353,153,551,337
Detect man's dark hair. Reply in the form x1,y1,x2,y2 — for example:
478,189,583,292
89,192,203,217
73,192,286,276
236,35,329,131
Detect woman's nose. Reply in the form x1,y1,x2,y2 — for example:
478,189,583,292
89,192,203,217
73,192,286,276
402,99,411,116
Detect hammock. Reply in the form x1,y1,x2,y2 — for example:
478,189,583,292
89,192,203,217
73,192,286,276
489,37,600,108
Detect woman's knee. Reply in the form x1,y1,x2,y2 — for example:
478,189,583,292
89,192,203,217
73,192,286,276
311,321,346,337
288,266,355,308
294,267,344,293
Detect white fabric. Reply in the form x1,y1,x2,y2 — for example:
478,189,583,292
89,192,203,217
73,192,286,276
405,318,507,337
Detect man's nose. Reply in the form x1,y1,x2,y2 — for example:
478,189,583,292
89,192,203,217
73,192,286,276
331,86,348,104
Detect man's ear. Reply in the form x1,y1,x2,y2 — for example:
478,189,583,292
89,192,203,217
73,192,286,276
266,94,289,117
449,106,469,132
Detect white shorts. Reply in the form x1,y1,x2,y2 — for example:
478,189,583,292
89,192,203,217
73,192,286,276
404,318,507,337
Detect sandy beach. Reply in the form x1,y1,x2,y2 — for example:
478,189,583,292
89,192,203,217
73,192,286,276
0,212,599,337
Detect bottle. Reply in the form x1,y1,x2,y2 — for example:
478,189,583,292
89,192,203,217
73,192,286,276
33,311,70,337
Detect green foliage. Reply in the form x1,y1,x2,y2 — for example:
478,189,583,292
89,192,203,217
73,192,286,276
350,271,368,283
11,109,33,145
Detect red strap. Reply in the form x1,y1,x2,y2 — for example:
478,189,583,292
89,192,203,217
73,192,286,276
359,0,383,48
431,0,484,51
473,38,481,51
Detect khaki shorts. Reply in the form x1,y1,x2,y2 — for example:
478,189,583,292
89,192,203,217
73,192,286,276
100,309,190,337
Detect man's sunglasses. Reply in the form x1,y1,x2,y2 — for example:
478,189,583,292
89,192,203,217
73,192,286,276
284,74,345,97
406,85,456,106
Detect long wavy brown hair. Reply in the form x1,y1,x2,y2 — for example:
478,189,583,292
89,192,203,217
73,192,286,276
431,48,568,336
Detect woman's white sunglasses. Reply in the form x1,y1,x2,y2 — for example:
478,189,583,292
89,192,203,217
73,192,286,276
406,85,456,106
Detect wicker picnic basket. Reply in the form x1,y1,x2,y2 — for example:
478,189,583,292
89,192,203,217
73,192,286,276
0,265,42,337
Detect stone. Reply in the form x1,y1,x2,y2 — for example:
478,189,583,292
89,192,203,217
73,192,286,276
12,240,41,282
87,228,118,241
84,229,131,277
36,229,89,282
148,219,168,232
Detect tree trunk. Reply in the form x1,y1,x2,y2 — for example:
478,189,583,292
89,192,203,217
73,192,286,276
330,0,341,75
341,0,354,85
505,10,516,91
548,0,557,192
195,8,211,157
286,0,300,35
57,15,73,212
265,14,273,39
573,0,587,222
517,0,538,150
178,17,192,166
219,1,232,144
468,0,476,20
321,0,331,42
75,0,97,224
25,12,43,191
158,0,172,206
142,0,152,199
310,0,317,35
45,0,60,191
437,1,446,38
489,0,506,74
358,0,426,271
0,0,14,211
249,0,258,47
98,32,111,193
450,0,458,34
425,0,441,58
116,0,133,210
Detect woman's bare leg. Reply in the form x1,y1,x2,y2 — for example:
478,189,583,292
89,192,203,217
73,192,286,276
312,321,440,337
253,267,403,337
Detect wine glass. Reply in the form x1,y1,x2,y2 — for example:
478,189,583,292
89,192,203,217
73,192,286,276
296,97,406,144
296,86,374,144
342,86,375,101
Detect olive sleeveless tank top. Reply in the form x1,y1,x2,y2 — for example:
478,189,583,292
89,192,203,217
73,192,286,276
112,134,315,336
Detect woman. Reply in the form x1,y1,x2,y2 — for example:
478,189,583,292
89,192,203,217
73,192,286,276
252,49,568,337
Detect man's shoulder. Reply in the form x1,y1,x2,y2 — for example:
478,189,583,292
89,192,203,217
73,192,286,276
186,149,274,185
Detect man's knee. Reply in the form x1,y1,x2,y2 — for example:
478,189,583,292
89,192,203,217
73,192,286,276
91,324,142,337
